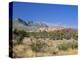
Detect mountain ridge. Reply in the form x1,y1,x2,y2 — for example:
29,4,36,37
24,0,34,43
13,18,77,32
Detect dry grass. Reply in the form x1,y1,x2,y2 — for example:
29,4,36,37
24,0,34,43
12,37,78,58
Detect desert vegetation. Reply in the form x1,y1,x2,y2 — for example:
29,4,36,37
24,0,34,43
10,28,78,58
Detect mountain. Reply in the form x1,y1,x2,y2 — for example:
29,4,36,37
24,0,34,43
13,18,48,32
13,18,77,32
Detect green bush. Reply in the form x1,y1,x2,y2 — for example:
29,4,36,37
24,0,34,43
71,40,78,49
58,42,69,50
31,39,48,52
57,40,78,51
13,29,30,44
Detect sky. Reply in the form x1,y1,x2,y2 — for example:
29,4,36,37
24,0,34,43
12,2,78,29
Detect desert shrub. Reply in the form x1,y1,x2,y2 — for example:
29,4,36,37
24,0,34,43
71,40,78,49
63,32,71,40
71,32,78,40
14,29,29,37
57,42,69,50
57,40,78,51
13,29,30,44
31,39,48,52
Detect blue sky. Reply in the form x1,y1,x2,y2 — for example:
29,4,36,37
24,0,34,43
12,2,78,29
